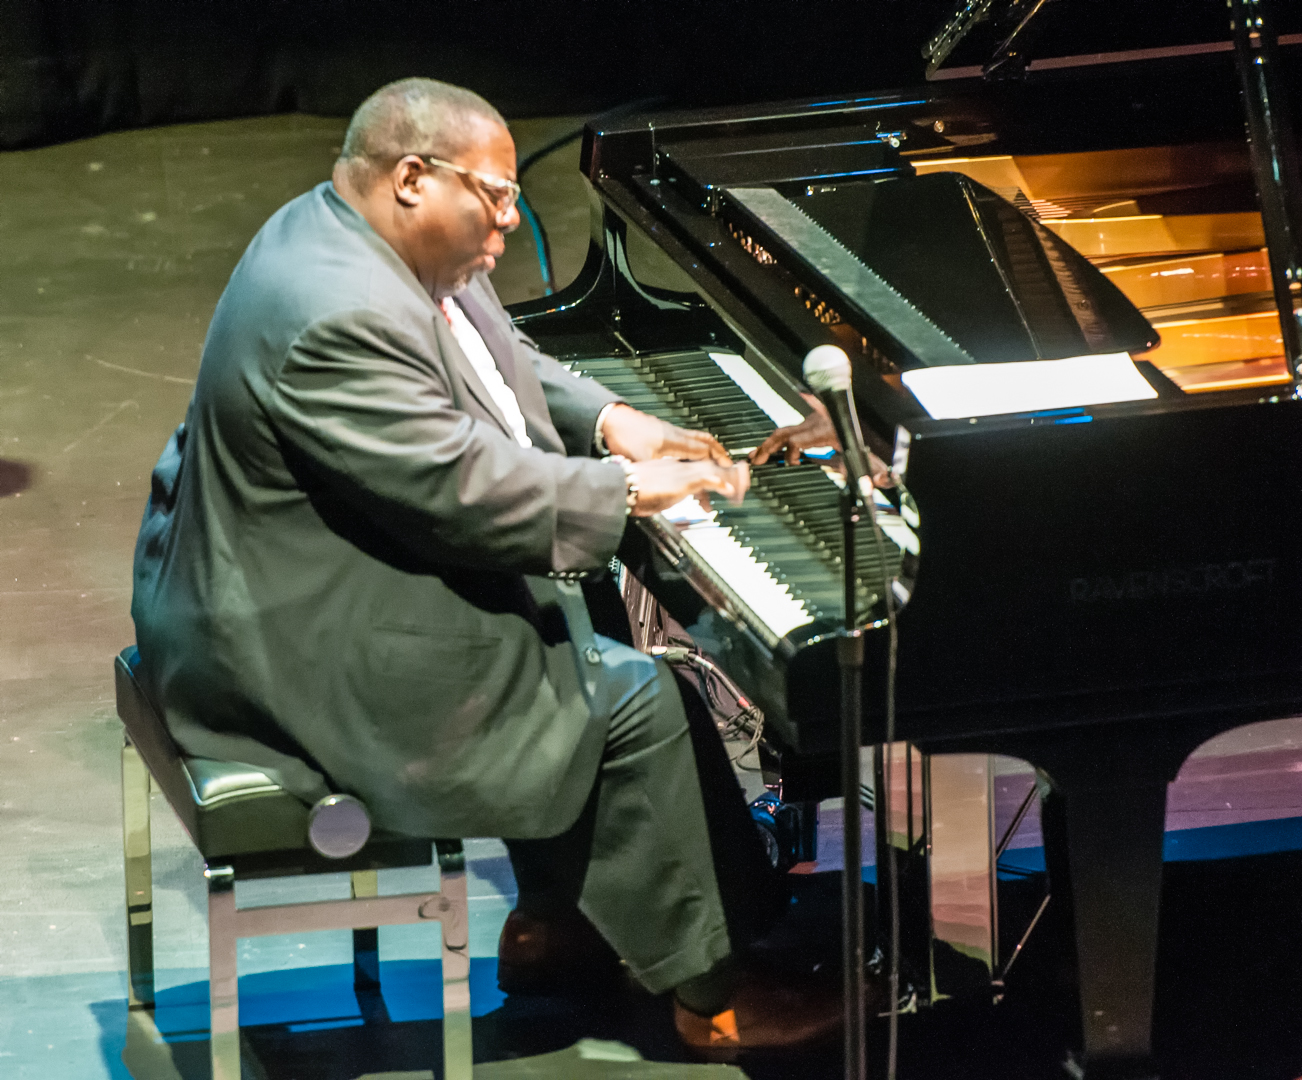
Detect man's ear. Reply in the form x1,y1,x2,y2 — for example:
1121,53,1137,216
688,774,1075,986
392,156,425,208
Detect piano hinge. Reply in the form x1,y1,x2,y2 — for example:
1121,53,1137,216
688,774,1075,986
794,283,843,326
723,220,899,375
727,221,777,266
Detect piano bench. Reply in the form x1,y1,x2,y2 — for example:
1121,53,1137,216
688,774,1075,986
113,646,472,1080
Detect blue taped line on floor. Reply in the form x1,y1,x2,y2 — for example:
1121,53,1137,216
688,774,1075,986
994,814,1302,880
1162,814,1302,862
0,959,509,1079
149,957,506,1039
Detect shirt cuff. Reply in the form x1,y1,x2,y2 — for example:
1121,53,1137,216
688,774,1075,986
593,401,620,456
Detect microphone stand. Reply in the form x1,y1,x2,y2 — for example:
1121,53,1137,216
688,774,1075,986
839,478,867,1080
802,344,896,1080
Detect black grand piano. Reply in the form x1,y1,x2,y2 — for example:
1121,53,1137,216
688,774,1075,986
510,1,1302,1075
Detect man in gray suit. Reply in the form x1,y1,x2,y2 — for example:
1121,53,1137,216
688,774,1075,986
132,78,840,1056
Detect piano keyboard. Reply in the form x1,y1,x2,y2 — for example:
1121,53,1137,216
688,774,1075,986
565,349,910,646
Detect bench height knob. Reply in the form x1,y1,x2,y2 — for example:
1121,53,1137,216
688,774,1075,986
308,794,372,859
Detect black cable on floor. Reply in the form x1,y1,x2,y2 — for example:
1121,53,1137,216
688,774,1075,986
516,193,556,294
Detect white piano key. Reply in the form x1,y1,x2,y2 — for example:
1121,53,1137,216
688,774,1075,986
707,351,805,428
665,499,815,640
817,469,919,556
872,489,921,556
663,495,714,525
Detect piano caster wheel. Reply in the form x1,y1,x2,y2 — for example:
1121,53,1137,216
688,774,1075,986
757,821,784,871
749,792,815,873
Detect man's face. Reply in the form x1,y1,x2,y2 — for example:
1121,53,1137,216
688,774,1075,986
405,119,520,298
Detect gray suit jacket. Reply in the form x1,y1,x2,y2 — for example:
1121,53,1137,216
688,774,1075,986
131,181,629,839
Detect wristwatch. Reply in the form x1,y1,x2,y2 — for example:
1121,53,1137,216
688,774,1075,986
610,455,639,514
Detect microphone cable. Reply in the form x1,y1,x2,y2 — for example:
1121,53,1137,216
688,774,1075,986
864,486,901,1080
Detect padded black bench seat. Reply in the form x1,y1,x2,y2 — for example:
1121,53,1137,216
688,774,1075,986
113,644,472,1080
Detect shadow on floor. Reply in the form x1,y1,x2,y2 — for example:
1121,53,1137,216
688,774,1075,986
95,855,1302,1080
0,458,32,497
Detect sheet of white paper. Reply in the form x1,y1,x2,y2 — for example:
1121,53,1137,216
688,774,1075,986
901,353,1158,420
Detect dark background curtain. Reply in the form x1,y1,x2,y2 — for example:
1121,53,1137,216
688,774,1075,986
0,0,945,148
0,0,1285,150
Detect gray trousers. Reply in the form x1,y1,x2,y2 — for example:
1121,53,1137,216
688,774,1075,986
505,636,736,994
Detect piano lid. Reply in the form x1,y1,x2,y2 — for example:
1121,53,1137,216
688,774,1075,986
924,0,1302,84
574,89,1162,399
659,127,906,190
718,172,1158,365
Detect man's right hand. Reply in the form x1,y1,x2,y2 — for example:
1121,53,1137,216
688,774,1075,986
629,459,750,517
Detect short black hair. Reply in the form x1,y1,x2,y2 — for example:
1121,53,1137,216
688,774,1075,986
337,78,507,189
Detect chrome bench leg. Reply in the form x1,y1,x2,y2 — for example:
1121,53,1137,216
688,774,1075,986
122,740,155,1010
206,864,241,1080
437,850,472,1080
350,870,381,991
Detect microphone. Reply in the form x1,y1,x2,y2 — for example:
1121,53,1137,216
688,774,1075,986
802,345,875,502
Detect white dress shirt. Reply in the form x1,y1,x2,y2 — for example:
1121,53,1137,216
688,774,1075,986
441,296,532,448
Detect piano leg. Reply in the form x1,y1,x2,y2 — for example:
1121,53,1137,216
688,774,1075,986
1037,750,1168,1080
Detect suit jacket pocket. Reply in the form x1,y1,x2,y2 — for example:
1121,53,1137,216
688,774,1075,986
358,622,550,763
361,626,511,751
369,626,499,689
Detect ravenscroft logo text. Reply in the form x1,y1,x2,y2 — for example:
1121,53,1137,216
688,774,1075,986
1069,559,1278,603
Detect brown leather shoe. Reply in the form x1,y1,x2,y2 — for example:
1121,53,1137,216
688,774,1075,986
496,908,625,995
675,970,863,1062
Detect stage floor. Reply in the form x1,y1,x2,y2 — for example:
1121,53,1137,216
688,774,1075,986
2,114,1302,1079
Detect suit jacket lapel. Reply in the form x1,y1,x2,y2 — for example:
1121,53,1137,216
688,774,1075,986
321,185,514,439
455,280,567,453
430,312,516,438
321,186,561,448
454,286,519,388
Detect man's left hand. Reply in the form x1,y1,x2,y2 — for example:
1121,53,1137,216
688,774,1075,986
750,393,895,487
601,404,731,464
750,394,839,466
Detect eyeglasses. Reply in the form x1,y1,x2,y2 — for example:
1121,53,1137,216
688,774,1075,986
415,155,521,214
